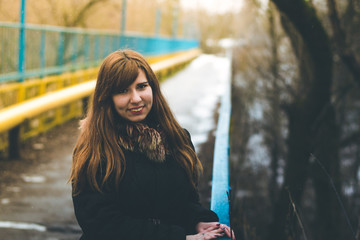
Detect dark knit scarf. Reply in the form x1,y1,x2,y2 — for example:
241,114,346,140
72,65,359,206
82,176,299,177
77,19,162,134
117,123,168,163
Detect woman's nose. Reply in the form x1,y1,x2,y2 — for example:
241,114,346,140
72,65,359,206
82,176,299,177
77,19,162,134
130,90,141,103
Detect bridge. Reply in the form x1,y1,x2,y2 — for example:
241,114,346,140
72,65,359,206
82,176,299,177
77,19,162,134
0,16,231,240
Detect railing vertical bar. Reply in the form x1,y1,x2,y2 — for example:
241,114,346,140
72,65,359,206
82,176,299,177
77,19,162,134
57,32,64,66
94,35,100,61
84,33,90,67
18,0,27,82
72,33,78,65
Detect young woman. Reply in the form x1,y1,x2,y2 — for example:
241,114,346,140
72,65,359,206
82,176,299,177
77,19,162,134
69,50,235,240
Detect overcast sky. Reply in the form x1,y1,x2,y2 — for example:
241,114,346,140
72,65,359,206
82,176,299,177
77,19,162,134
179,0,244,14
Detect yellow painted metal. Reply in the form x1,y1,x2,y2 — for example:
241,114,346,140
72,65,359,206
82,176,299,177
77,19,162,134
0,69,99,110
151,49,200,74
0,82,22,108
0,80,96,133
0,49,201,152
146,50,191,64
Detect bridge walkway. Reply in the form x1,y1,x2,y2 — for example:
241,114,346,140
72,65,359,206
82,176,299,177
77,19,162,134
0,54,230,240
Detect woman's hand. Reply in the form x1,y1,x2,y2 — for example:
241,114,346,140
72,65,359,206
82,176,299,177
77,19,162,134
186,227,225,240
195,222,236,240
196,222,220,233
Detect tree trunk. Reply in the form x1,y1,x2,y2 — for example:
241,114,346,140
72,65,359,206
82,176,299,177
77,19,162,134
267,2,282,207
268,0,342,239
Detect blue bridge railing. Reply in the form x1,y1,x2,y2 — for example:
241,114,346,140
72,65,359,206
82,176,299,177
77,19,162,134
0,22,199,83
210,72,231,238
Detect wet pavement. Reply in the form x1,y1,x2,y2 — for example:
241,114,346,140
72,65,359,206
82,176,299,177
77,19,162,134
0,120,82,240
0,54,230,240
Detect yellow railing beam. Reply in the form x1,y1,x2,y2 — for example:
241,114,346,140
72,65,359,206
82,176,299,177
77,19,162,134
150,49,201,72
0,49,201,158
0,81,95,133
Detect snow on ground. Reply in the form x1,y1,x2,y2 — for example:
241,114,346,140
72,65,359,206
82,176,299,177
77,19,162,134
161,54,230,152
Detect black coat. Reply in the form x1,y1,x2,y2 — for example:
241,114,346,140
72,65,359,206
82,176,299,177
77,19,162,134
72,137,219,240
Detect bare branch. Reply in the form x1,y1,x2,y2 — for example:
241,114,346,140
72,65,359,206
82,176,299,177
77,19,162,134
327,0,360,86
287,188,308,240
67,0,111,27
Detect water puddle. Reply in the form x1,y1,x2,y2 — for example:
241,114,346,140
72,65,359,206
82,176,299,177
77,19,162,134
21,175,46,183
0,221,46,232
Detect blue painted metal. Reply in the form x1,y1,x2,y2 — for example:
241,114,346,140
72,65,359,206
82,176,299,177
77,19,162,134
104,35,110,58
72,33,78,65
117,35,122,50
57,32,64,66
0,21,199,83
112,35,117,53
0,65,88,83
18,0,27,82
121,0,127,34
84,34,90,64
94,35,100,61
210,76,231,234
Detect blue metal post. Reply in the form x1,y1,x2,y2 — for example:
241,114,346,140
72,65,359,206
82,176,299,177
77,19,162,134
118,35,122,49
121,0,127,34
94,35,100,61
18,0,27,82
104,35,110,57
84,34,90,66
72,33,78,66
57,32,65,66
111,35,117,52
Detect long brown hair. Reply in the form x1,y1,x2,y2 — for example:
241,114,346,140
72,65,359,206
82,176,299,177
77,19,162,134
70,49,203,195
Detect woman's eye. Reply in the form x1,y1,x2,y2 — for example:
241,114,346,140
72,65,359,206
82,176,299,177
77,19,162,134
117,89,128,94
138,83,148,89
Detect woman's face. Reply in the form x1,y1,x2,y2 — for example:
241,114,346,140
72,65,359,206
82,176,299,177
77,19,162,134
112,69,153,122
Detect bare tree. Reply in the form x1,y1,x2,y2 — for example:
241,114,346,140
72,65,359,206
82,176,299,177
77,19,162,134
268,0,342,240
263,2,284,207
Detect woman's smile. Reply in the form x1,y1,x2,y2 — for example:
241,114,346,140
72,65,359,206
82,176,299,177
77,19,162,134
128,106,144,114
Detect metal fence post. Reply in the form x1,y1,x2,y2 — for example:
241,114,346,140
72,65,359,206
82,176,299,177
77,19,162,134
104,35,110,57
18,0,27,82
84,33,90,66
72,33,78,66
9,126,21,159
94,35,100,61
57,31,65,66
